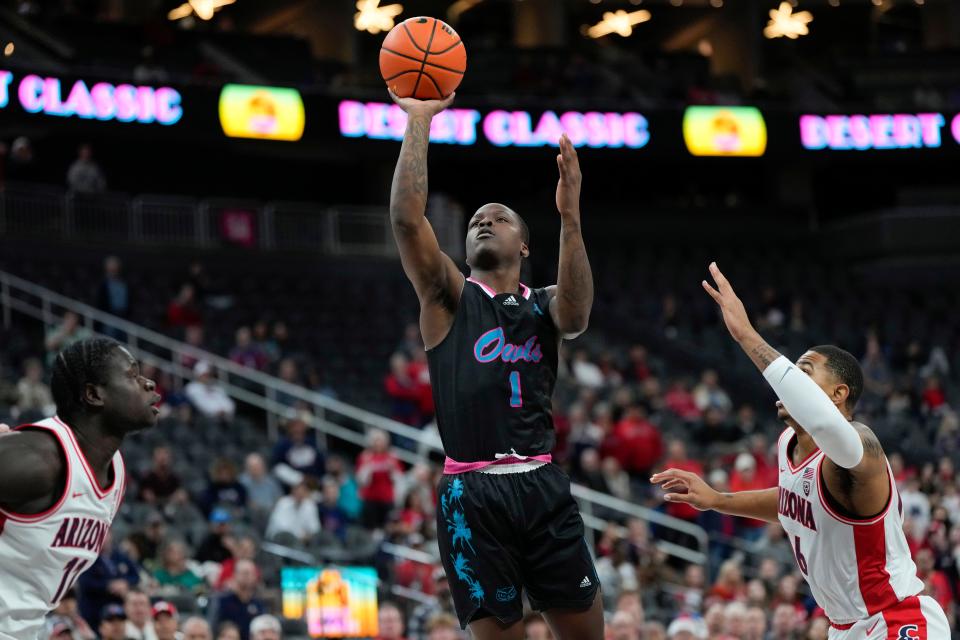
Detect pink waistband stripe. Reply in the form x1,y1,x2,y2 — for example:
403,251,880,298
444,452,552,474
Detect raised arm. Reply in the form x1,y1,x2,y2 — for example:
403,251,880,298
701,262,868,469
548,134,593,339
650,468,779,523
388,91,463,345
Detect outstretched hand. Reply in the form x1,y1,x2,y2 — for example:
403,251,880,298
702,262,756,344
0,424,10,435
650,468,721,511
555,133,582,220
388,89,455,118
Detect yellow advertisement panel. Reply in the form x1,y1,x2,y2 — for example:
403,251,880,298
683,106,767,157
219,84,305,141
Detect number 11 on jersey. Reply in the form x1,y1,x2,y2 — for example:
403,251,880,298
509,371,522,408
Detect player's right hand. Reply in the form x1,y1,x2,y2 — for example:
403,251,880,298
650,468,720,511
388,89,455,118
0,424,11,435
701,262,756,344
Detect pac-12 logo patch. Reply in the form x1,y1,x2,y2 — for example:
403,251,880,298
496,586,517,602
898,624,920,639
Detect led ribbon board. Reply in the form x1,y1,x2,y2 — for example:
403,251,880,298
800,113,949,151
683,106,767,157
0,70,182,125
219,84,305,141
338,100,649,149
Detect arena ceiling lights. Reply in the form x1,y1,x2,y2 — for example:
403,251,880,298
354,0,404,35
585,9,652,38
167,0,236,22
764,2,813,39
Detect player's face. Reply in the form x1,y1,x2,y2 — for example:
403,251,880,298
99,347,161,432
465,203,528,269
776,351,843,424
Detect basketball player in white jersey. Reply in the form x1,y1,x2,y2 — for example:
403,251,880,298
652,263,949,639
0,337,160,639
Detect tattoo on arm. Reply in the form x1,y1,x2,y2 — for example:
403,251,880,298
746,340,781,371
390,115,430,225
555,222,593,333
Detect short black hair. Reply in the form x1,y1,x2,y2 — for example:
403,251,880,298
809,345,863,411
51,337,123,421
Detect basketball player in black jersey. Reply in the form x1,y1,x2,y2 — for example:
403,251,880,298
388,89,601,640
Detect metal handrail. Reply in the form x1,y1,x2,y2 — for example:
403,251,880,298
0,270,710,567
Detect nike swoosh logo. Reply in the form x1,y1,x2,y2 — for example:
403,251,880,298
866,619,880,636
780,367,792,383
72,492,85,498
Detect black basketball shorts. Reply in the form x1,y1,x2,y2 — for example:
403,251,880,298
436,463,600,629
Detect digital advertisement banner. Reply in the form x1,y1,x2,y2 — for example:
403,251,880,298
6,67,960,162
281,566,378,638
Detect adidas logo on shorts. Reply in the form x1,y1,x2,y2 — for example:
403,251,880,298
503,295,519,306
580,576,592,588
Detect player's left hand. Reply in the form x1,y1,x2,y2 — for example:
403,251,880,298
702,262,756,344
0,423,11,435
555,133,582,220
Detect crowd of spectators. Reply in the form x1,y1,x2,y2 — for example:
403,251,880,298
378,306,960,639
0,246,956,640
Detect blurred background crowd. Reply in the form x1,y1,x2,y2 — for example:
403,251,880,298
2,0,960,638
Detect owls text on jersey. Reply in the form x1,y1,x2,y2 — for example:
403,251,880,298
775,428,945,632
0,417,126,640
426,277,560,462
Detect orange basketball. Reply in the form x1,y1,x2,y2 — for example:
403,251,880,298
379,16,467,100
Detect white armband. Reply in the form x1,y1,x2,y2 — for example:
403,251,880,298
763,356,864,469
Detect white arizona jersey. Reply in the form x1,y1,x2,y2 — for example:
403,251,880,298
0,417,126,640
776,428,924,626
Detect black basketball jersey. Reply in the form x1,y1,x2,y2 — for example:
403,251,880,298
426,277,560,462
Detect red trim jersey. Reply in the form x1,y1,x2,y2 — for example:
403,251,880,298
776,428,925,626
0,417,125,639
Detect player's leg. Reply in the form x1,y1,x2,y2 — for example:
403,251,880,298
467,617,525,640
542,591,604,640
436,473,526,637
519,465,604,640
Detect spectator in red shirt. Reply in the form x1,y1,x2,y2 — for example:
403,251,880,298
623,345,653,383
604,404,663,476
166,284,202,328
707,560,745,602
407,349,434,424
357,429,404,529
915,548,953,613
385,352,421,426
749,433,777,487
922,376,947,413
664,380,701,422
660,440,703,523
729,453,767,542
216,535,261,591
397,490,428,536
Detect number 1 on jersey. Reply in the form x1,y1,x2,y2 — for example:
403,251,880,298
509,371,522,408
